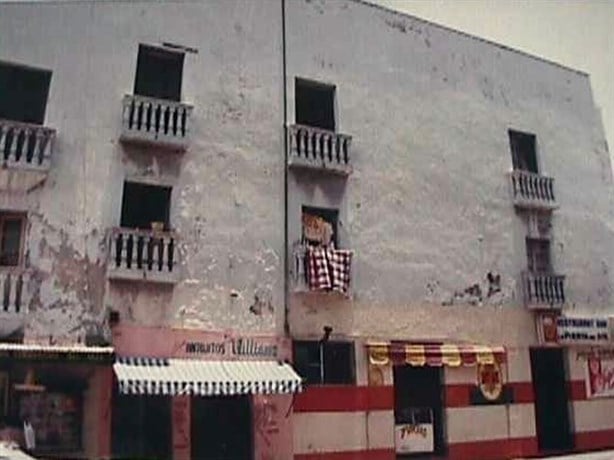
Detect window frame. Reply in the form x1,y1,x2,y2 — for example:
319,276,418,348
302,205,339,247
0,213,27,268
134,44,185,102
526,237,552,273
508,129,539,174
295,77,337,131
0,60,52,125
293,340,355,385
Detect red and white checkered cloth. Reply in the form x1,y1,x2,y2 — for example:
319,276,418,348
306,246,352,295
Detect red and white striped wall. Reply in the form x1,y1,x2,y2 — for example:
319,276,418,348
292,345,614,460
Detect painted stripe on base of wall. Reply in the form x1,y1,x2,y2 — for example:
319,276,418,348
294,448,395,460
575,428,614,451
448,437,538,460
294,385,393,412
293,430,614,460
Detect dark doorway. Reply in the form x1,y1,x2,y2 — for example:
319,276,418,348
120,181,172,230
135,45,184,101
530,348,573,453
295,78,335,131
191,395,252,460
0,62,52,124
394,365,445,457
111,394,172,460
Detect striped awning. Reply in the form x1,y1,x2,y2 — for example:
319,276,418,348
367,342,506,367
114,357,303,396
0,343,114,363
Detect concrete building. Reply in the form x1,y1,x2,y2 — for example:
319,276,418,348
0,0,613,459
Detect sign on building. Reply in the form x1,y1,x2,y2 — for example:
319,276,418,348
586,356,614,398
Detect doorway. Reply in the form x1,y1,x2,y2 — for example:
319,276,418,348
191,395,252,460
530,348,573,452
394,365,445,457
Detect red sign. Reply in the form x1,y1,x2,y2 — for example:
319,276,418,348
587,356,614,398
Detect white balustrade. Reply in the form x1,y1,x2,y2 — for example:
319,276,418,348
288,124,353,175
108,227,179,283
510,170,556,209
0,119,54,171
121,94,193,151
0,269,29,315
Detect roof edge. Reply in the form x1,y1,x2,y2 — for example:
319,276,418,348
355,0,589,77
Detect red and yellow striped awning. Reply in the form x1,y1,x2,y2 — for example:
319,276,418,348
367,342,506,367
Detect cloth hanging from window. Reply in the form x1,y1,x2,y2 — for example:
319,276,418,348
306,246,352,295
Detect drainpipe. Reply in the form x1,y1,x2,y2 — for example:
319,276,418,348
282,0,290,338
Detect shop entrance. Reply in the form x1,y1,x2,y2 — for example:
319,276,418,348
191,395,252,460
530,348,573,452
394,365,445,457
112,393,172,459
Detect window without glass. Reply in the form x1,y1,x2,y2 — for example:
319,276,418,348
120,182,171,230
0,62,51,125
509,130,538,173
526,238,551,273
0,214,25,267
134,45,184,101
302,206,338,247
295,78,336,131
293,340,355,385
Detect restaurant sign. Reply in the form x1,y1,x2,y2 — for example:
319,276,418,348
557,316,610,345
537,314,611,346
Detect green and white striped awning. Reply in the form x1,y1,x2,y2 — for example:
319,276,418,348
114,357,303,396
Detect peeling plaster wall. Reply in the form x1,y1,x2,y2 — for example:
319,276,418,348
0,0,285,341
286,0,614,341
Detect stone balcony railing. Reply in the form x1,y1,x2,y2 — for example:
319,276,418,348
120,94,193,151
107,227,180,284
509,170,557,209
0,119,54,172
0,269,30,336
522,271,566,309
288,124,353,175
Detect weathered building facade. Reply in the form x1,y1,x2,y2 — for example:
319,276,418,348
0,0,613,459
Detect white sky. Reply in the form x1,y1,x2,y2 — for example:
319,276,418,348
376,0,614,166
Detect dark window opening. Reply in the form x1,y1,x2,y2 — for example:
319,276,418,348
0,214,25,267
526,238,551,273
293,340,355,385
302,206,338,247
509,130,538,173
120,182,171,231
112,394,172,459
134,45,184,101
295,78,335,131
191,396,252,460
0,62,51,125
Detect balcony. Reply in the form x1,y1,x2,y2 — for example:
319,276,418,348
0,269,30,336
288,124,353,175
107,227,179,284
120,94,193,151
0,119,55,191
522,271,566,309
509,170,557,209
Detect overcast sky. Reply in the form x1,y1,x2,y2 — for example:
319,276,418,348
376,0,614,167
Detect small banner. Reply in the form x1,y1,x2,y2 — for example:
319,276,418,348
586,356,614,398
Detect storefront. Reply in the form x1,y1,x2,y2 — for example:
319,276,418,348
0,343,114,459
535,313,614,453
110,325,302,460
367,341,507,458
